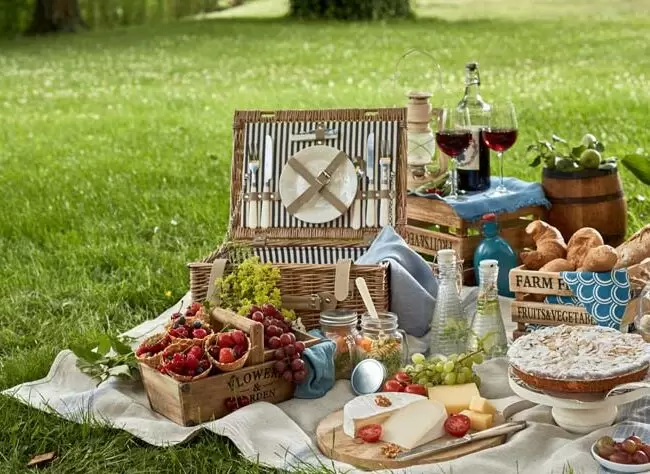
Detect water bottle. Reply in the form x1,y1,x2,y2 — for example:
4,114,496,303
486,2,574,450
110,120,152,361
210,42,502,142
473,213,517,297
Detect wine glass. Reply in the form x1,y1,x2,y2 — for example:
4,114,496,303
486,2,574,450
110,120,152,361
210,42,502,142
435,107,472,201
483,103,518,195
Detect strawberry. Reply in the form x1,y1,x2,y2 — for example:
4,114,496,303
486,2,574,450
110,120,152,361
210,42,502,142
189,345,204,359
231,330,246,346
218,332,235,348
219,347,236,364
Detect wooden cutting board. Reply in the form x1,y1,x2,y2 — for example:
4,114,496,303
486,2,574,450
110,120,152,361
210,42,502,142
315,410,507,471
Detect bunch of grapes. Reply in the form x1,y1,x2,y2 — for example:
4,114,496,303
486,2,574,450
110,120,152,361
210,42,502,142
216,257,296,321
273,334,307,383
246,303,293,349
405,351,484,387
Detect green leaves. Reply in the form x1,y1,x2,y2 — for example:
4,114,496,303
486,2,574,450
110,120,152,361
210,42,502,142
622,154,650,185
70,334,138,385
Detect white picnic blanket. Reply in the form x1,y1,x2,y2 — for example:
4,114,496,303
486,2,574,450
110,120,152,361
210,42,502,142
4,292,650,474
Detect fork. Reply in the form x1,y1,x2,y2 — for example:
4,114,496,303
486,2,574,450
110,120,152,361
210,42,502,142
247,146,260,229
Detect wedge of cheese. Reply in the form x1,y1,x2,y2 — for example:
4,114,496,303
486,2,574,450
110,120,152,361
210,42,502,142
380,399,447,450
469,396,496,415
460,409,494,431
342,392,425,438
427,383,480,414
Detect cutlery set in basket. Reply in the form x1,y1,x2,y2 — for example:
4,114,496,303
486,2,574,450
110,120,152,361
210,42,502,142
188,108,408,329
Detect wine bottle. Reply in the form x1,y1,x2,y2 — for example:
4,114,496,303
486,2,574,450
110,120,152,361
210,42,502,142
456,62,491,192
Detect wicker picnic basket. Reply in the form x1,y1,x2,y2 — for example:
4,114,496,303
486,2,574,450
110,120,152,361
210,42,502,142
188,108,408,330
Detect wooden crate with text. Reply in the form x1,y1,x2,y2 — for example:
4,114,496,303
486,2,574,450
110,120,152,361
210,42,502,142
405,197,546,284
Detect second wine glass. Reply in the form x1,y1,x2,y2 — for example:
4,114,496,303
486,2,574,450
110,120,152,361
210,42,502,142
435,107,472,201
483,102,518,195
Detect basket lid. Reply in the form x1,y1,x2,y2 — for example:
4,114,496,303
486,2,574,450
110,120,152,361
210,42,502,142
227,108,408,248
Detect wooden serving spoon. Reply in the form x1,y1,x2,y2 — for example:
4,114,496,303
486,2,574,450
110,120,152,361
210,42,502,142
355,277,379,319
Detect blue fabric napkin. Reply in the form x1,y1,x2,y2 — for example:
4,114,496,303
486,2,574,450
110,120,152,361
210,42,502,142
409,177,551,222
545,269,631,330
293,330,336,399
355,227,438,338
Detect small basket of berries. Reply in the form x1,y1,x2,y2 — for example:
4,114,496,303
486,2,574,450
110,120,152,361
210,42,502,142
204,329,251,372
167,317,213,344
160,340,212,382
135,332,172,368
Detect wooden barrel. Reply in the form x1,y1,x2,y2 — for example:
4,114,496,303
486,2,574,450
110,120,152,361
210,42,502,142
542,167,627,246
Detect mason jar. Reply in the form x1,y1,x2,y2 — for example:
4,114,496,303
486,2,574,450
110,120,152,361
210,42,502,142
319,309,360,380
356,312,408,379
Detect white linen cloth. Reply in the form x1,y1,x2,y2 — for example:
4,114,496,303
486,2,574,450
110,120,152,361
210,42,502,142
4,292,649,474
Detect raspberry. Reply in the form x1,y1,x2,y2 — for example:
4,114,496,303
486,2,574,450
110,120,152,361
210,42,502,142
171,312,182,320
190,302,202,313
218,332,235,348
136,345,149,356
185,354,200,370
189,345,203,359
192,328,208,339
175,327,188,338
237,395,250,407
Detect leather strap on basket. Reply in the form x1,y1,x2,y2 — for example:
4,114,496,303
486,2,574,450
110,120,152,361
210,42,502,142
334,259,352,302
285,151,349,215
205,259,228,305
281,292,338,311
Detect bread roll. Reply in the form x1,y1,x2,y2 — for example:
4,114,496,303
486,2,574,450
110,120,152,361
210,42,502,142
578,245,618,272
566,228,604,269
615,224,650,268
539,258,575,273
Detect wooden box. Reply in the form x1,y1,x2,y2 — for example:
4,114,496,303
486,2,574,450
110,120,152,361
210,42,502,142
508,264,647,339
140,307,319,426
405,197,546,284
189,108,410,329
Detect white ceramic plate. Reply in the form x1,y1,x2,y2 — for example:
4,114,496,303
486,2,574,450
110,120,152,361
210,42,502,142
591,439,650,473
279,145,357,224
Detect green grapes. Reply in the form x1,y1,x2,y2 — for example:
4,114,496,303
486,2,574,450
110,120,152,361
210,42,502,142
403,350,484,389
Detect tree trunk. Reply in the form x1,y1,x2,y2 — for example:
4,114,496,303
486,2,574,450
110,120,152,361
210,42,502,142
27,0,87,34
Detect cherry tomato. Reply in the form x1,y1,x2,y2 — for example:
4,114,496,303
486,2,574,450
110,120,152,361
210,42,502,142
394,372,411,386
357,424,382,443
383,380,404,392
444,414,471,438
404,384,427,396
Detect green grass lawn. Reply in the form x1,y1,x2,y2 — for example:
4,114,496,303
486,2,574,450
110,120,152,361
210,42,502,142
1,1,650,472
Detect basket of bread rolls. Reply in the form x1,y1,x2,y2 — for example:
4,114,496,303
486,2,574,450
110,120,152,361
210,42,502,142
509,221,650,338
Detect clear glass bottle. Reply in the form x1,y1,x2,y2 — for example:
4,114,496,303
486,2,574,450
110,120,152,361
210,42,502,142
429,249,468,356
320,310,359,380
356,312,408,379
634,282,650,342
456,62,491,192
467,259,508,359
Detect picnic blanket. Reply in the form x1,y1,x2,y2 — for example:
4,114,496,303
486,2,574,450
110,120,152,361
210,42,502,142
4,294,649,474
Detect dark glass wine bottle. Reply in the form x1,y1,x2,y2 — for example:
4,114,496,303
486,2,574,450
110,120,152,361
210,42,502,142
456,62,491,192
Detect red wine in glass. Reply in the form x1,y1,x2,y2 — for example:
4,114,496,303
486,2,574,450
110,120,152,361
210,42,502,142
483,128,518,153
436,130,472,157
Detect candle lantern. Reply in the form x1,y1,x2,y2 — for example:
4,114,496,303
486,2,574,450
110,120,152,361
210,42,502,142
406,91,435,191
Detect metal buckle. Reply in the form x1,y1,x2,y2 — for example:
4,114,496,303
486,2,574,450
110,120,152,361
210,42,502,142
316,170,332,186
309,294,320,309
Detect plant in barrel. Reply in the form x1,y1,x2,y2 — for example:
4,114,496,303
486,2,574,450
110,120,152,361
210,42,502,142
483,102,519,195
435,107,472,201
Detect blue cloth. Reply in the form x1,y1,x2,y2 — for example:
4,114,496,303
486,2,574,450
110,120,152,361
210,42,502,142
355,227,438,338
546,269,631,330
409,177,551,222
293,330,336,399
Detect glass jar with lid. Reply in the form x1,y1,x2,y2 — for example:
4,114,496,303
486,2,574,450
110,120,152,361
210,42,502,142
356,312,408,379
320,309,360,380
634,281,650,342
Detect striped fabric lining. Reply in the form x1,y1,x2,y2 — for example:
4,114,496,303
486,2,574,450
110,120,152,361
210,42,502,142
240,119,399,229
250,246,368,265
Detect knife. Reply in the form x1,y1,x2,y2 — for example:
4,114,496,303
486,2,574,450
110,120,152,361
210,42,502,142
365,133,376,227
260,135,274,229
394,421,528,462
379,140,391,228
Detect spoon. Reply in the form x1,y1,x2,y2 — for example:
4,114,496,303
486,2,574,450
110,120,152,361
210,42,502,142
355,277,379,319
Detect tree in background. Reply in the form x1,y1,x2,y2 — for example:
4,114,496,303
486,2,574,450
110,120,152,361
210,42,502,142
27,0,86,34
289,0,412,20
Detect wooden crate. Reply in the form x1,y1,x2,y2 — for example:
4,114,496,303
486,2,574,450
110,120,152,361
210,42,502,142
508,265,593,339
405,196,546,284
140,307,319,426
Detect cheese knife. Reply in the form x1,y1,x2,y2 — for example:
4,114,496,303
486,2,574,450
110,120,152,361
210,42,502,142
394,421,528,462
260,134,274,229
365,133,376,227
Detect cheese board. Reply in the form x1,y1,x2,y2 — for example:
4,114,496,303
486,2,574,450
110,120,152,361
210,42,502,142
314,391,520,471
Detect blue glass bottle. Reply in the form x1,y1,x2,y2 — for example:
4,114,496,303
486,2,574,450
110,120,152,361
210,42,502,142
473,213,517,297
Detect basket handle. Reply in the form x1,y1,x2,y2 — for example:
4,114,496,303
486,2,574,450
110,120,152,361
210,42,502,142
210,307,265,366
335,259,352,301
206,259,228,306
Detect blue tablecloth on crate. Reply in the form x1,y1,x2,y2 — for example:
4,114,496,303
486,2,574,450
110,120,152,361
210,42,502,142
409,177,551,222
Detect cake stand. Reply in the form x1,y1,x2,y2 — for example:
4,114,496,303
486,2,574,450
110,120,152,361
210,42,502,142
508,370,650,434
